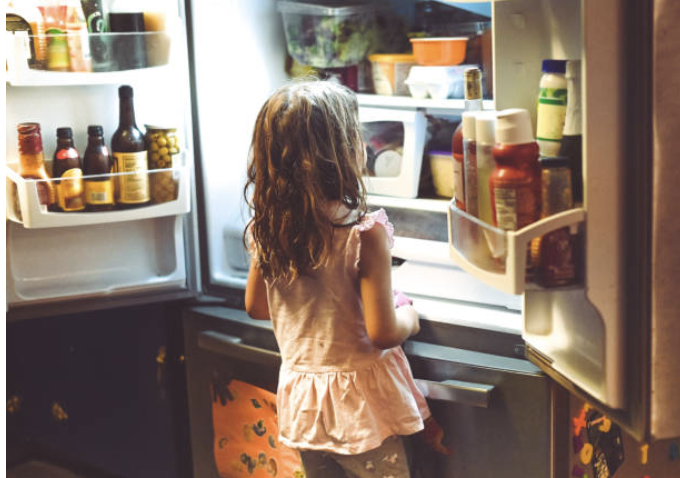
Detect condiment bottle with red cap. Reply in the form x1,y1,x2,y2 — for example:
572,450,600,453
489,108,541,232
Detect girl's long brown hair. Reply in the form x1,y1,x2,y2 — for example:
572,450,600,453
244,80,368,284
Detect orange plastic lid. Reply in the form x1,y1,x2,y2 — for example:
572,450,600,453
368,53,416,63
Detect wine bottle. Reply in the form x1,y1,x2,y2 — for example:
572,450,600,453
111,85,150,209
451,67,483,211
558,59,583,206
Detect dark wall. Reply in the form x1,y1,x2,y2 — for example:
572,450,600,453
7,302,193,478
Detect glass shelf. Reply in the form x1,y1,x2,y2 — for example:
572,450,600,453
5,28,178,86
357,93,494,115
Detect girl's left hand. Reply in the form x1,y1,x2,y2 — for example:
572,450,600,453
421,416,453,456
393,289,413,308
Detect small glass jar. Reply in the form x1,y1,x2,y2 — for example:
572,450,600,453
145,125,180,204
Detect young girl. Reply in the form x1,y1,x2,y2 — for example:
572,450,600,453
244,80,447,478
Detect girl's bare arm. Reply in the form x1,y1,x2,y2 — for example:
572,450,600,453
245,257,271,321
359,225,420,349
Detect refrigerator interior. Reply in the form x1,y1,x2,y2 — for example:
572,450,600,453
5,3,196,310
190,0,523,316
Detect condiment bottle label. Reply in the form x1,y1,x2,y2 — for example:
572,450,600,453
85,179,115,205
453,153,465,207
46,28,70,71
56,168,85,212
113,151,150,204
536,87,567,142
493,185,539,231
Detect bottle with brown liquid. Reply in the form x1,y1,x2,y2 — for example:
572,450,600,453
83,125,115,211
17,122,56,211
452,67,483,211
111,85,150,209
53,127,85,212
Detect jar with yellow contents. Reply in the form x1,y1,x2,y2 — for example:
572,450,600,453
145,125,180,204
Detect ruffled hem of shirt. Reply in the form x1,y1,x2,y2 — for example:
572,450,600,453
278,420,424,456
275,348,431,455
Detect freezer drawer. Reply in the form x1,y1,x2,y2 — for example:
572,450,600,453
184,306,555,478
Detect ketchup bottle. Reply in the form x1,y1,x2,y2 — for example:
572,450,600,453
490,108,541,232
489,109,541,278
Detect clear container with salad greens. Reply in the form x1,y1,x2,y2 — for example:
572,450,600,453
277,1,383,69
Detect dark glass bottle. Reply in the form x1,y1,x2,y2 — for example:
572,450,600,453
108,2,147,71
53,127,85,212
83,125,115,211
558,59,583,206
111,85,149,209
536,157,579,287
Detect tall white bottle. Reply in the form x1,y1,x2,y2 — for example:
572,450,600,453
475,112,496,225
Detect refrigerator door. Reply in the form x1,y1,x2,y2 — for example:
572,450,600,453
649,0,680,440
5,2,199,316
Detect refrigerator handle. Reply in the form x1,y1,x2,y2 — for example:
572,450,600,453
415,378,495,408
197,330,281,368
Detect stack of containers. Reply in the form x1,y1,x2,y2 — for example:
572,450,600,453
405,37,474,100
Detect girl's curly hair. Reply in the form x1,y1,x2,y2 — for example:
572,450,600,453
244,79,368,284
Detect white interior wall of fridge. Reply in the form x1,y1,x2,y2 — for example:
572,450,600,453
190,0,288,290
5,17,195,308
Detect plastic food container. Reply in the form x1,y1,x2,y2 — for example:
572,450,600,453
410,37,468,66
405,65,472,99
428,150,454,198
277,1,382,69
368,54,416,96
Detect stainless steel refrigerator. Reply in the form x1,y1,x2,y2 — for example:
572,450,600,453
6,0,679,477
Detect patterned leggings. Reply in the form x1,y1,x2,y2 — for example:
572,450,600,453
298,435,411,478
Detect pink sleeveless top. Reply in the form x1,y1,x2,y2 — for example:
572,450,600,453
263,208,430,455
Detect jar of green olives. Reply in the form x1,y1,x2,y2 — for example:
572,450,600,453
145,125,180,204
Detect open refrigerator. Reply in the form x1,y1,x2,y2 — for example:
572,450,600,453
6,0,679,476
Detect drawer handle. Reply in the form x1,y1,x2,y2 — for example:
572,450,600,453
197,331,281,367
415,378,495,408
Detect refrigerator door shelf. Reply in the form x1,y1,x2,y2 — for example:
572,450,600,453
6,162,191,229
447,203,586,295
6,214,187,306
5,26,178,87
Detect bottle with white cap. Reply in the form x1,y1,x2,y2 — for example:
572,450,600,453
462,110,481,217
536,59,568,157
475,112,496,225
490,108,541,232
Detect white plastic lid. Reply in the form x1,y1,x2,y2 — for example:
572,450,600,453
462,111,480,140
495,108,534,145
476,112,496,145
